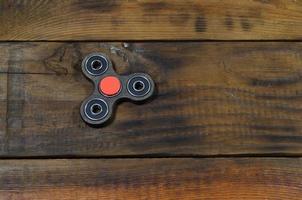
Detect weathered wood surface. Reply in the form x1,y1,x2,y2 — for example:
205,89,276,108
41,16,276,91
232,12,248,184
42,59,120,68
0,75,7,154
1,0,302,40
1,42,302,156
0,158,301,200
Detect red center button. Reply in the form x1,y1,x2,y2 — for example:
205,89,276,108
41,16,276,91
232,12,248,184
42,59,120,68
99,76,121,96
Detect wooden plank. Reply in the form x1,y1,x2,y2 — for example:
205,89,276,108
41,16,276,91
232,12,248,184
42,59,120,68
3,42,302,156
0,43,10,72
0,75,7,153
1,0,302,40
0,158,301,199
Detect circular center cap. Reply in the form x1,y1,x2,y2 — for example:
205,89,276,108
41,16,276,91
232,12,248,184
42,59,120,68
99,76,121,96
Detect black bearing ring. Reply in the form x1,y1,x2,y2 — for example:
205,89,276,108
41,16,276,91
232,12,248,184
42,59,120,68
84,54,109,76
127,75,151,97
84,98,109,121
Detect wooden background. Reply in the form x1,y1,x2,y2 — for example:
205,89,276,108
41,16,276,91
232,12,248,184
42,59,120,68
1,0,302,199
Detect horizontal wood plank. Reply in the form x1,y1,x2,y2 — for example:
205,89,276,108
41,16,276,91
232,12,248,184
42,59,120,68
1,0,302,40
2,42,302,156
0,158,302,199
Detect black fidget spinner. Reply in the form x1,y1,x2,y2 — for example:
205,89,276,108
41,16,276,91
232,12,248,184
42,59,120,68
80,53,155,126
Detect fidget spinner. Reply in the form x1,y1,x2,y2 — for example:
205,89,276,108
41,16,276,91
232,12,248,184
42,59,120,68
80,53,155,126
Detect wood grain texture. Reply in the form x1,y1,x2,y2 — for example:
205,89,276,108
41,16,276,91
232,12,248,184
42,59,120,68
0,158,301,200
1,42,302,156
0,75,7,153
1,0,302,40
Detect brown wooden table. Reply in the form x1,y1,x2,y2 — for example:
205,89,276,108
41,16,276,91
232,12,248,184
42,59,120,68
1,1,302,199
